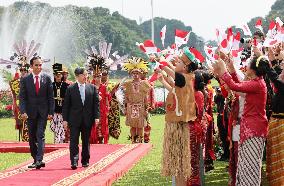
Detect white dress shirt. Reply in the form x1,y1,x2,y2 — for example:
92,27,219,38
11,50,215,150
77,81,86,105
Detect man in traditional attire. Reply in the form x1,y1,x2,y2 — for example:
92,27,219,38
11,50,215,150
50,63,69,143
123,57,151,143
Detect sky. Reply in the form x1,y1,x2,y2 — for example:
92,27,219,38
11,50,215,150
0,0,277,40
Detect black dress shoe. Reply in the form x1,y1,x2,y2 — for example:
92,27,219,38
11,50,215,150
35,161,43,169
41,162,45,167
71,162,78,170
28,162,36,168
82,163,89,168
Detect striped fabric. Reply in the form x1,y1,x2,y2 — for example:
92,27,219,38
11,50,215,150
236,137,265,186
266,118,284,186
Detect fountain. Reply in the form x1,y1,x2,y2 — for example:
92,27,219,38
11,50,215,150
0,2,86,89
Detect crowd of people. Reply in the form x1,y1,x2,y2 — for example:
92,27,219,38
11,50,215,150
2,19,284,186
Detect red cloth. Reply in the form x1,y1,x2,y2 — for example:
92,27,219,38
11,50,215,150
205,87,216,162
90,83,110,144
221,72,268,144
35,76,39,95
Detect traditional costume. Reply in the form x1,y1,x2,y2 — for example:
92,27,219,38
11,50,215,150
204,83,216,172
50,63,69,143
86,42,128,144
87,52,109,144
123,57,151,143
266,67,284,186
161,47,197,184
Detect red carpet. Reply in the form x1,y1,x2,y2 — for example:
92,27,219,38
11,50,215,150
0,143,152,186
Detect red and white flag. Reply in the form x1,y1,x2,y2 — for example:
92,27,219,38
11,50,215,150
275,17,283,27
160,25,166,47
275,26,284,42
231,32,241,50
219,31,231,54
204,45,217,61
190,48,205,63
255,19,263,31
267,20,277,38
175,29,190,47
136,40,159,54
263,38,279,47
241,23,252,36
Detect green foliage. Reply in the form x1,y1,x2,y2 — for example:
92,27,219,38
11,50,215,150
0,70,13,84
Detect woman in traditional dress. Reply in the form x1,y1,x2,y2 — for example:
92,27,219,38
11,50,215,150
50,63,69,143
266,50,284,186
158,47,198,186
123,57,151,143
88,54,110,144
188,70,205,186
212,55,270,186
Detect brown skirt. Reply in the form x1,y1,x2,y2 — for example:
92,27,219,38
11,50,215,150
161,121,191,179
266,117,284,186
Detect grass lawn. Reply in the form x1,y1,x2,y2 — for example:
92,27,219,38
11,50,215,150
0,116,267,186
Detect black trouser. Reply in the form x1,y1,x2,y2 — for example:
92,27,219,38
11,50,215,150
27,114,47,162
69,122,91,164
217,113,230,160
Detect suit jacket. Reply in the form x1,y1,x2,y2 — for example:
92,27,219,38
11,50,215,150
62,82,100,127
19,73,54,119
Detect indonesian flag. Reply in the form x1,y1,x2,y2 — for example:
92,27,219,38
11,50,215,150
255,19,263,31
219,31,231,54
267,20,277,38
136,40,159,54
241,23,252,36
275,26,284,42
227,27,234,50
275,17,283,27
190,48,205,63
149,72,159,83
204,45,217,61
216,28,221,44
263,38,279,47
160,25,166,47
231,32,241,50
175,29,190,47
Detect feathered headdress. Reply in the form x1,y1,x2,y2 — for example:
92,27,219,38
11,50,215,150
84,41,128,74
87,54,106,76
123,57,148,73
0,40,50,71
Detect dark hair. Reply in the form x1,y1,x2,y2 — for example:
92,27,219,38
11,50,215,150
202,71,214,85
253,30,264,38
186,62,198,73
30,56,41,65
194,70,205,91
74,67,86,76
250,56,270,77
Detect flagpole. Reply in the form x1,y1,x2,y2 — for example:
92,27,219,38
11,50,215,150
151,0,154,42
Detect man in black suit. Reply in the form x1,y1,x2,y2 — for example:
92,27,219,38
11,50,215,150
19,56,54,169
63,67,100,170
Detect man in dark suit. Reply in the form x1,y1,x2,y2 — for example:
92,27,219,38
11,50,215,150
63,67,100,170
19,56,54,169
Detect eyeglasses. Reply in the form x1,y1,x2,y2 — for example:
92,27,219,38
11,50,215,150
34,64,42,67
